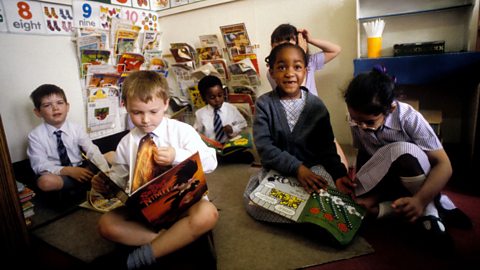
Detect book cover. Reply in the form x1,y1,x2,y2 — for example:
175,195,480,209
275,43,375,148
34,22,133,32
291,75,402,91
200,133,252,156
249,169,366,245
219,23,250,52
114,28,139,56
88,152,208,227
170,43,195,63
80,49,111,77
117,52,145,72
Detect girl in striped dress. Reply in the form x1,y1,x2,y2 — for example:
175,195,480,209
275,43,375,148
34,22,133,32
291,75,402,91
338,66,471,247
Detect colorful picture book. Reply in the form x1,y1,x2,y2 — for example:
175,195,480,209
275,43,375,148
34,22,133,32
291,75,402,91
87,151,207,227
220,23,250,52
80,49,111,77
249,170,366,245
200,133,253,156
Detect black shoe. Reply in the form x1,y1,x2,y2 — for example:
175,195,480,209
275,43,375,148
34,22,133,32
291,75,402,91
416,215,454,255
434,194,473,229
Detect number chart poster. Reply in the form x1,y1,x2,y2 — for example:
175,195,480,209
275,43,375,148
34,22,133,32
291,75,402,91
0,0,159,35
72,0,159,32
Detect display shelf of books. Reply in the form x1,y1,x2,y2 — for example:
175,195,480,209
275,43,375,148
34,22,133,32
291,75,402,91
165,24,260,113
17,181,36,227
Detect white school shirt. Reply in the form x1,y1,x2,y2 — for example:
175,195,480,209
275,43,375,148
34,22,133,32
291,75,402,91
193,102,247,142
27,121,109,175
109,117,218,195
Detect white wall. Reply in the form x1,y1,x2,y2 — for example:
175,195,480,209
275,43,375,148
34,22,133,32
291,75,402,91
0,0,357,163
0,34,85,162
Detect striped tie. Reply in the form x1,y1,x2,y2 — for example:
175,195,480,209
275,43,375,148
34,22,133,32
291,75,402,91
214,109,226,143
54,130,72,166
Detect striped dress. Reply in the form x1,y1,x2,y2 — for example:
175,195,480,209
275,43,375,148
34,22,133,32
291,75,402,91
352,101,443,196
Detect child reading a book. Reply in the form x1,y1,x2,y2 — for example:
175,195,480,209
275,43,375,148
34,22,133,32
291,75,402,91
92,70,218,270
27,84,109,197
267,23,348,169
341,66,472,248
193,75,254,164
243,43,353,223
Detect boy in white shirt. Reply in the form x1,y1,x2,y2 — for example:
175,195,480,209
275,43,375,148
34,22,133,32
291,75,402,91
193,75,254,163
27,84,109,197
92,71,218,270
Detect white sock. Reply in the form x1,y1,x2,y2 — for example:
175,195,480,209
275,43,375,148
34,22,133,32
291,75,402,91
424,202,439,217
400,174,426,194
377,201,394,219
439,194,456,210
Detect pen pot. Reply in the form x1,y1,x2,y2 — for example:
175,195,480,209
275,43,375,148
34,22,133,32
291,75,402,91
367,37,382,58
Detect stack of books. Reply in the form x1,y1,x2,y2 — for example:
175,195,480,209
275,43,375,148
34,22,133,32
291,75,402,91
17,181,36,227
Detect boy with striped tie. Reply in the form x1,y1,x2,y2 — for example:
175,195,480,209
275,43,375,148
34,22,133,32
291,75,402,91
193,75,254,163
27,84,109,197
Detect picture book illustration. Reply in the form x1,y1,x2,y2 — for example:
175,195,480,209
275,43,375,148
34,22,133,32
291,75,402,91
220,23,250,51
249,169,366,245
80,49,111,77
200,132,253,156
117,52,145,72
88,149,207,227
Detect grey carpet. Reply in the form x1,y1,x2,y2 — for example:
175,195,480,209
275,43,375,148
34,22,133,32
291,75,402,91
207,163,373,270
31,162,374,268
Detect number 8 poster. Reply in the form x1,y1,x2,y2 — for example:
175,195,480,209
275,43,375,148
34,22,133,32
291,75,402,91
0,1,8,32
2,0,46,34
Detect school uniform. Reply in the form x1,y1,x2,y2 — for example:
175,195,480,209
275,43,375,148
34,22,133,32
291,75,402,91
352,101,443,196
109,117,217,195
27,121,109,176
193,102,247,144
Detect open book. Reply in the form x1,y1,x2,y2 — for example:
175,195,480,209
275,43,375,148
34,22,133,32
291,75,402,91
86,152,207,227
200,133,252,156
249,169,365,245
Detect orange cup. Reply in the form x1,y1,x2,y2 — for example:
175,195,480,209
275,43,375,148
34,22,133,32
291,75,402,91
367,37,382,58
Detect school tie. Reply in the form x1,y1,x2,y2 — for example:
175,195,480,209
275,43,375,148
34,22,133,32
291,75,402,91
214,108,226,143
54,130,72,166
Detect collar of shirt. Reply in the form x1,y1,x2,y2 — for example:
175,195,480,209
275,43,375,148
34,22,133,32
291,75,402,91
383,101,402,132
44,122,68,137
208,103,223,113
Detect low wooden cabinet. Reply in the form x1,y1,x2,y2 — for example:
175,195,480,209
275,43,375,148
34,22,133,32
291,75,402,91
0,115,30,259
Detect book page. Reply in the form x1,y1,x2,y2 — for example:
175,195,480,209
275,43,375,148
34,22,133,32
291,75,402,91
249,170,309,221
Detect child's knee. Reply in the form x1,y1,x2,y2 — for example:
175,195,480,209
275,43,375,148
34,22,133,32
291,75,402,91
190,202,218,233
37,175,62,191
391,154,424,177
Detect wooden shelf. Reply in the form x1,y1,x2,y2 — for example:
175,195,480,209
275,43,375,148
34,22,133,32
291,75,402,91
357,0,473,19
359,3,472,20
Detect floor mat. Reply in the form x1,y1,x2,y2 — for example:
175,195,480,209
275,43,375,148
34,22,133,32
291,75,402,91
208,163,374,269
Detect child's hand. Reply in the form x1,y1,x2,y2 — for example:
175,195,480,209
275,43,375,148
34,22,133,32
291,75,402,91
63,166,94,183
297,164,328,193
392,196,424,223
91,172,110,195
335,176,357,198
296,30,308,53
153,146,175,166
223,125,233,137
297,28,311,43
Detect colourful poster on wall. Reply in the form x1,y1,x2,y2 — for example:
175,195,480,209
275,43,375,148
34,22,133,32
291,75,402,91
2,0,46,34
0,1,7,32
111,0,133,7
150,0,170,11
40,2,74,35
